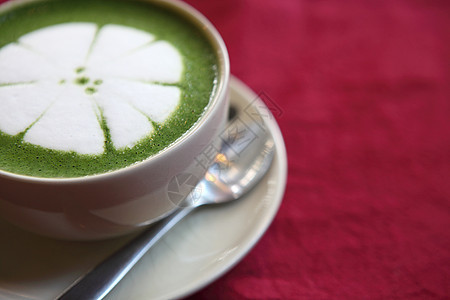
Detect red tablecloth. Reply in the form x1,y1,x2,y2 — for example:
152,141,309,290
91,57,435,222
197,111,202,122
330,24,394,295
0,0,448,299
183,0,450,299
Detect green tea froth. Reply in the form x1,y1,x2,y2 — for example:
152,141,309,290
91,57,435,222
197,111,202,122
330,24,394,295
0,0,218,178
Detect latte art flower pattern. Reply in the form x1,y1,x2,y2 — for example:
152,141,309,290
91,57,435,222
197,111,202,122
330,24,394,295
0,23,183,155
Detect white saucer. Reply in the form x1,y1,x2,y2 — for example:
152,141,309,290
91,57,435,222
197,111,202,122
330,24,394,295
0,76,287,300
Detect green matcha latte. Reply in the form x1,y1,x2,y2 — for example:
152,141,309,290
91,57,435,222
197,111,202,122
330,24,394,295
0,0,218,178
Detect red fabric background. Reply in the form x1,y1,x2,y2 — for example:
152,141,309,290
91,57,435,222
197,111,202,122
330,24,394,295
1,0,449,299
182,0,450,299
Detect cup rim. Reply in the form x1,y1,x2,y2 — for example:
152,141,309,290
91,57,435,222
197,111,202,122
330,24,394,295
0,0,230,183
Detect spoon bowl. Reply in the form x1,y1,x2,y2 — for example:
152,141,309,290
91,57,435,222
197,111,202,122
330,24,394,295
194,122,274,205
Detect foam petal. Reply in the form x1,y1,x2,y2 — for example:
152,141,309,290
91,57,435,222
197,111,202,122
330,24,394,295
91,41,183,83
24,85,105,155
98,79,181,123
0,44,62,84
19,23,97,71
87,24,155,66
93,84,153,149
0,82,61,135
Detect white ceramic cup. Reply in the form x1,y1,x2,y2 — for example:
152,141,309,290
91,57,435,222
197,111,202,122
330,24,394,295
0,0,229,240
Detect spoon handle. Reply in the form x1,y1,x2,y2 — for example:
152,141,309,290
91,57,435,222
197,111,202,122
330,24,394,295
57,206,194,300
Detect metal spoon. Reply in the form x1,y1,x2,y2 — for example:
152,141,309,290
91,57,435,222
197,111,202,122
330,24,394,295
58,112,275,300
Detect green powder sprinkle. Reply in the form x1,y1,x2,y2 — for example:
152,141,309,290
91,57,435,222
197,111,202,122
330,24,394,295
75,77,90,85
85,86,97,94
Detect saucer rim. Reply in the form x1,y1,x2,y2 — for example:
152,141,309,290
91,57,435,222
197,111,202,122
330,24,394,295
152,75,288,299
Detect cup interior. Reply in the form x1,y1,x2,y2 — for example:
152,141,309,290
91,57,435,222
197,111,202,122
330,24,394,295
0,0,230,181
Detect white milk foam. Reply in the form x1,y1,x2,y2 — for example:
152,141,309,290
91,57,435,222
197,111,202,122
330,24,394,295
0,23,183,155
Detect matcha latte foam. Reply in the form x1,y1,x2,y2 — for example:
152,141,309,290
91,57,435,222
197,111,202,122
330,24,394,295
0,0,218,178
